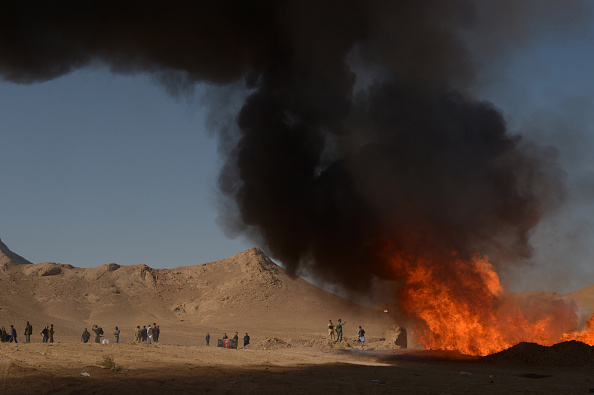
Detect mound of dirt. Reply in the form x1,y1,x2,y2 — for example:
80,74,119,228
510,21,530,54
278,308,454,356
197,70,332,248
481,340,594,366
253,337,292,350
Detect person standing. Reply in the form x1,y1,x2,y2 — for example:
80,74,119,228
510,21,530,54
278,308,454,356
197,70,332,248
243,333,250,347
328,320,335,340
205,333,210,346
357,326,365,343
147,324,153,344
41,326,49,343
25,322,32,343
81,328,91,343
91,325,103,343
335,319,346,342
134,325,141,342
49,324,55,343
153,324,160,343
9,325,17,343
141,326,148,342
114,327,120,343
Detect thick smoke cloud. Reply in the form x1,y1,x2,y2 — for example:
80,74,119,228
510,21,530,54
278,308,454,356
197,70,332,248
0,1,585,293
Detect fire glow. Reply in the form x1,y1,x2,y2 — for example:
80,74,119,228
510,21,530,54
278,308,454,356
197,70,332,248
389,252,594,356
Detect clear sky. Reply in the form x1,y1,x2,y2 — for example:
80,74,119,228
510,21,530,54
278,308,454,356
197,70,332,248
0,69,254,267
1,3,594,294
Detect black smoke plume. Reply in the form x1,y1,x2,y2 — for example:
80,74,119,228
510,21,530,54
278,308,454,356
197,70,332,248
0,1,584,293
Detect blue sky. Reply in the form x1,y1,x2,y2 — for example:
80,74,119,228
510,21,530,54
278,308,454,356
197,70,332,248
1,7,594,294
0,70,254,267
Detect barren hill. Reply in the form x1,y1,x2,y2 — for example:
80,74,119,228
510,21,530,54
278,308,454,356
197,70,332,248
0,243,394,343
0,238,32,266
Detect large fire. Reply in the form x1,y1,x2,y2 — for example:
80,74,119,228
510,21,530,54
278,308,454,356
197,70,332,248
388,251,594,356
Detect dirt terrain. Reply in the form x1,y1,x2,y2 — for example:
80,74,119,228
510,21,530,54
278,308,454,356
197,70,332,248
1,239,594,394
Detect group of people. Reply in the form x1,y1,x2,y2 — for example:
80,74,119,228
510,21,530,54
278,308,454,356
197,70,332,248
0,322,55,343
134,323,160,344
328,319,366,344
208,332,250,348
80,324,160,344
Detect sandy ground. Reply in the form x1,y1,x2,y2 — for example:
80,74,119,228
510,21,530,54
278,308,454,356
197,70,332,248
1,339,593,395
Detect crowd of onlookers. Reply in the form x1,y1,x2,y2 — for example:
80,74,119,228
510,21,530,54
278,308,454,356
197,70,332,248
0,322,55,343
80,323,160,344
0,322,161,344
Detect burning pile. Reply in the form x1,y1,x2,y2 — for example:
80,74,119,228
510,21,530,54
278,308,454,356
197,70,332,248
389,249,593,356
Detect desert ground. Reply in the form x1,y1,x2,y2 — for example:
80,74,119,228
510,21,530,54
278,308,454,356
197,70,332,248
1,239,594,394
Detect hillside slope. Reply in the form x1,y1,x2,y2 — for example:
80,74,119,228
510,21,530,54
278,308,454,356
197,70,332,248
0,244,394,343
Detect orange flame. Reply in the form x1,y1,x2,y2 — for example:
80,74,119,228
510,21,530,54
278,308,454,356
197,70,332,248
563,315,594,344
387,251,593,356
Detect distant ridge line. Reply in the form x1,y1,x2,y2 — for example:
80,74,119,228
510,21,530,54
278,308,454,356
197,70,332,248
0,238,33,266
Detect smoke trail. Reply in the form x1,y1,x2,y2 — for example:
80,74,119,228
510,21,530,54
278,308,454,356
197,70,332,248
0,1,587,293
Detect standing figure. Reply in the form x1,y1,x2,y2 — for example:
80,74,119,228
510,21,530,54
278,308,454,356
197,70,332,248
147,324,153,344
91,325,103,343
357,326,365,343
25,322,33,343
114,327,120,343
1,326,7,342
153,324,160,343
41,326,49,343
81,328,91,343
206,333,210,346
243,333,250,347
9,325,17,343
141,326,147,342
328,320,335,340
49,324,55,343
134,325,141,342
335,319,346,342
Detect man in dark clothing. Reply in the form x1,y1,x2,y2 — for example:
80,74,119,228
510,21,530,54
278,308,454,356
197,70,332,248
8,325,17,343
81,328,91,343
49,324,55,343
243,333,250,347
206,333,210,346
153,324,160,343
141,326,148,342
41,326,49,343
25,322,32,343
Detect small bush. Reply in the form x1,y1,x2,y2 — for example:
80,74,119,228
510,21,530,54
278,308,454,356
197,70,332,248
97,355,116,370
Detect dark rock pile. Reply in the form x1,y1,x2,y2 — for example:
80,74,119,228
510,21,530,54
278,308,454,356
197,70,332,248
481,341,594,366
